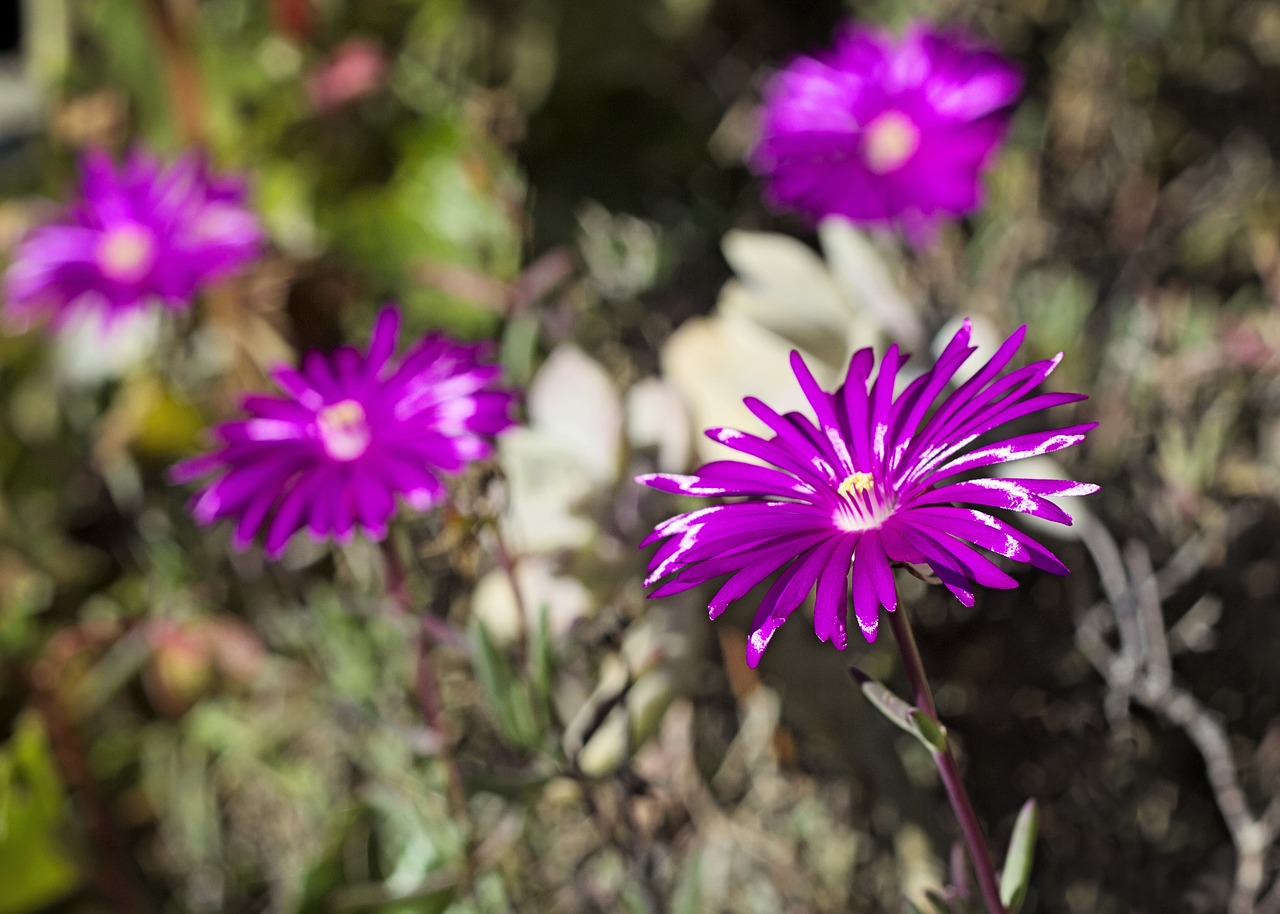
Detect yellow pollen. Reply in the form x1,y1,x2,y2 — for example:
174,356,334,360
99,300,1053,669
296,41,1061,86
863,110,921,174
317,398,371,461
838,472,875,496
97,225,155,282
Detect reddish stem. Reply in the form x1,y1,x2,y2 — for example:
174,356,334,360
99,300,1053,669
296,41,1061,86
272,0,313,41
139,0,207,146
381,542,471,827
887,607,1007,914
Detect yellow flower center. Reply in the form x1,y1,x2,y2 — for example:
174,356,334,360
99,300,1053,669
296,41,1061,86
96,224,156,283
863,110,921,174
838,472,875,497
316,399,371,461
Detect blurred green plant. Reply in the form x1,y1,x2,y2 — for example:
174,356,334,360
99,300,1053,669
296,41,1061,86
0,715,80,914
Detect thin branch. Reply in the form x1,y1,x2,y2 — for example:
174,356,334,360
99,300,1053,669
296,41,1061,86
380,542,473,837
1071,511,1276,914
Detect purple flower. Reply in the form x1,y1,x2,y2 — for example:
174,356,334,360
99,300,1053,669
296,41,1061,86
5,149,262,327
170,306,516,558
753,21,1022,239
638,321,1097,667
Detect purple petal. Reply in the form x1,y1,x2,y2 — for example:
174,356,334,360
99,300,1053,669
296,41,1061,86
365,306,400,380
789,351,856,476
264,472,328,557
907,477,1097,525
868,344,902,467
637,462,816,500
706,552,797,620
745,542,833,667
813,535,856,642
927,423,1098,484
851,531,897,641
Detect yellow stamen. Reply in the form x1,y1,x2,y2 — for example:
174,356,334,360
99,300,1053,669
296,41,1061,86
863,110,921,174
317,398,371,461
97,225,155,282
838,472,875,496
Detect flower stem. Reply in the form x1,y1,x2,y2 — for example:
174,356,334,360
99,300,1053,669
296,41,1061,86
381,541,471,828
887,606,1007,914
139,0,208,146
490,521,529,649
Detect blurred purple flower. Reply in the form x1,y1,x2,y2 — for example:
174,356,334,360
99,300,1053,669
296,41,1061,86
753,21,1022,240
638,321,1096,667
171,306,516,558
4,149,262,327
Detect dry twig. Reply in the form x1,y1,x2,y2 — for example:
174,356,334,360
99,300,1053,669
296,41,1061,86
1071,508,1278,913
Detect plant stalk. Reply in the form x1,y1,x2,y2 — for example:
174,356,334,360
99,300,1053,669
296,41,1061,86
887,606,1007,914
381,541,471,828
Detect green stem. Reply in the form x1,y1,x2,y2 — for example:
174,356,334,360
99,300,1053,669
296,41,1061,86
887,607,1006,914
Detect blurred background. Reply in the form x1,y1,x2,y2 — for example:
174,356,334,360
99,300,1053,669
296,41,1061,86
2,0,1280,912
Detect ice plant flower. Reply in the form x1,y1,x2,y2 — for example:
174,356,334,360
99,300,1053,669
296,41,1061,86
753,20,1022,239
4,149,261,327
170,306,516,558
638,321,1097,667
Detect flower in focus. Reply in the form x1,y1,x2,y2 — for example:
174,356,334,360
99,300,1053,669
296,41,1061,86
638,321,1096,667
4,149,262,327
170,306,516,558
753,21,1022,239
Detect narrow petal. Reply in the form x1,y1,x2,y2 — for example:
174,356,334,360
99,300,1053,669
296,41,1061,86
264,472,328,557
838,347,876,470
850,531,897,641
745,544,831,667
231,490,277,550
813,535,856,642
927,424,1098,484
897,521,1019,592
906,477,1097,525
365,306,400,380
790,351,855,475
637,463,816,500
868,344,902,467
707,554,796,620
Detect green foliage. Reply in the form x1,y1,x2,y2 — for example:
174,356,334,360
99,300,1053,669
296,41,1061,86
852,668,949,754
4,0,1280,911
999,800,1039,914
0,715,79,914
470,613,553,753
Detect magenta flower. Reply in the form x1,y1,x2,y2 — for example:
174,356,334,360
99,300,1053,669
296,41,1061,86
638,321,1096,667
170,307,516,558
753,21,1022,239
4,149,262,327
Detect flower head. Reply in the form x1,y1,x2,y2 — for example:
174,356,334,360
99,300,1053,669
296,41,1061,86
638,321,1097,667
170,306,516,558
5,149,262,327
753,21,1022,239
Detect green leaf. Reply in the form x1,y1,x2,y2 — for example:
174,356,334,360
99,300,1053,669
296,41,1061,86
471,617,519,739
909,710,950,754
528,602,556,722
671,848,702,914
471,618,543,751
500,311,542,388
999,799,1039,913
0,714,80,914
850,668,949,754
